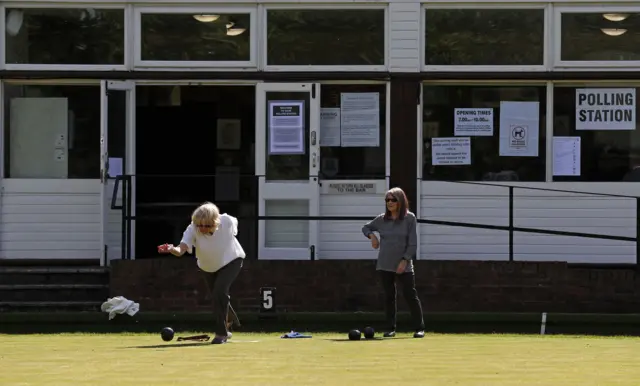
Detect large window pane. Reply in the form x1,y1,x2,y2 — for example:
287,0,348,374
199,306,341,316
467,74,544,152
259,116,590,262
267,10,385,66
5,8,124,65
425,9,544,66
553,86,640,182
422,85,546,182
3,85,100,179
319,84,386,179
561,13,640,61
140,13,251,62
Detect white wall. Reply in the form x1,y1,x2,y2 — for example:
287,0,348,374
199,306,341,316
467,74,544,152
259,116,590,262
419,181,638,264
0,179,122,261
318,180,386,259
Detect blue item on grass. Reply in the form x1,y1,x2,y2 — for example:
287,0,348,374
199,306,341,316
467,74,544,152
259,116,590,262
281,330,312,339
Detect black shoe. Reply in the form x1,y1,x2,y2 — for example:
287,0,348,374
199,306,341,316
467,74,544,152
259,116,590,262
413,330,425,338
383,331,396,338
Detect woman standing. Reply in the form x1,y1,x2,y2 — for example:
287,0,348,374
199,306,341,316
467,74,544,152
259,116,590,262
362,187,425,338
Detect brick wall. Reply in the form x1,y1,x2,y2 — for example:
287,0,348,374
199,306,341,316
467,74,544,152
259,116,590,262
109,258,640,314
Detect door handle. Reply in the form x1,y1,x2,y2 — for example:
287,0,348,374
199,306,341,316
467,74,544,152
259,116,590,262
310,131,316,146
312,152,317,168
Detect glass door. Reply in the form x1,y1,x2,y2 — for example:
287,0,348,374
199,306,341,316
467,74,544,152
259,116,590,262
255,83,320,259
100,80,134,266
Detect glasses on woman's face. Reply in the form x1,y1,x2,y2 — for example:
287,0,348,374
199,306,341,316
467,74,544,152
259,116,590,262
385,197,397,203
196,224,215,229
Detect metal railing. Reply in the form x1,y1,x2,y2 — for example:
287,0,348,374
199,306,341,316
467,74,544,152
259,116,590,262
110,175,639,265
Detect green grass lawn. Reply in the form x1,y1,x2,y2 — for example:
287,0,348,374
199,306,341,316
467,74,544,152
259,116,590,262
2,332,640,385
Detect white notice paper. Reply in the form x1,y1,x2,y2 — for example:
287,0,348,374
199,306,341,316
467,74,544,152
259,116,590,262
575,88,636,131
320,108,341,147
431,137,471,165
499,101,540,157
553,137,581,176
268,101,305,155
340,93,380,147
454,108,494,136
108,157,123,177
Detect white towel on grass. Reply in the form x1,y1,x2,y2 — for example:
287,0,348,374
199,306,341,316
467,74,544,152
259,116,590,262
101,296,140,320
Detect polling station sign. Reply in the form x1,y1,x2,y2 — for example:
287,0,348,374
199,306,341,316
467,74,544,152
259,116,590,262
575,88,636,131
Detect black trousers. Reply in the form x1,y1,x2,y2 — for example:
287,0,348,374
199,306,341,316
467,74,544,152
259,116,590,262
202,258,243,336
379,270,425,331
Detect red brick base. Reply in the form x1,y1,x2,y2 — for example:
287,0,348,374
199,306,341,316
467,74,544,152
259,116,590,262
109,259,640,314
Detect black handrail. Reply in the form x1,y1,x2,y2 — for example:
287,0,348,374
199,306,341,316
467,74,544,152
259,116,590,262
109,175,639,264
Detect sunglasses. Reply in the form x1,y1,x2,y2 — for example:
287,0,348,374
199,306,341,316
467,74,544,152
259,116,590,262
195,224,215,228
385,198,398,203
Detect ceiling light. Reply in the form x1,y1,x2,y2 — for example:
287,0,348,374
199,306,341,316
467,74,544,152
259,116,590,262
193,14,220,22
603,13,629,22
601,28,628,36
226,22,246,36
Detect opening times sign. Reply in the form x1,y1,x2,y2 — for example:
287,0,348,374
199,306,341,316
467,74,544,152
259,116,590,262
576,88,636,131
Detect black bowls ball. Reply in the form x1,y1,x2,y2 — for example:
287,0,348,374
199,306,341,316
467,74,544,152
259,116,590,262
348,329,362,341
363,326,375,339
161,327,174,342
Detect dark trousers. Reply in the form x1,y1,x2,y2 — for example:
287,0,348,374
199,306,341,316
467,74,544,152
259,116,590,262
202,258,243,336
379,270,425,331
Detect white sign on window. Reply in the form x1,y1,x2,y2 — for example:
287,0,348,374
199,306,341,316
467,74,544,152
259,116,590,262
499,101,539,157
340,93,380,147
431,137,471,165
268,101,305,154
576,88,636,131
454,108,494,136
553,137,581,176
320,108,341,147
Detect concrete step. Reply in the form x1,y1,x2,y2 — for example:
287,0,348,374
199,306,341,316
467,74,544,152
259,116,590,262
0,284,109,303
0,301,103,312
0,267,109,286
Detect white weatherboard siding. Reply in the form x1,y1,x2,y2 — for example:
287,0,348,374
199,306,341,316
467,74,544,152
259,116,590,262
389,2,421,72
318,194,383,259
419,181,639,264
0,179,122,261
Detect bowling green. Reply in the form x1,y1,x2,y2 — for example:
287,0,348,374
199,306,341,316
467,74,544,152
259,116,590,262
1,332,639,385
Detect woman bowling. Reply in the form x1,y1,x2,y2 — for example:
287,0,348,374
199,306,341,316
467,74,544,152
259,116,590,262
362,187,425,338
160,202,246,344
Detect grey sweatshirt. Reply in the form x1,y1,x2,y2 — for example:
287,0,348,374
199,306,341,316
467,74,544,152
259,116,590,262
362,212,418,273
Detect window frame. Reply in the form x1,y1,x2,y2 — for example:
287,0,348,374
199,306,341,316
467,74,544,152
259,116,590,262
317,80,391,183
550,80,640,182
416,80,554,183
553,5,640,69
1,79,103,180
133,6,257,70
2,3,129,71
262,4,389,72
421,3,551,72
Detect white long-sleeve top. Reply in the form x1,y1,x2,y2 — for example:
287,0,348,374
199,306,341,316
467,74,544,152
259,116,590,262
180,213,246,273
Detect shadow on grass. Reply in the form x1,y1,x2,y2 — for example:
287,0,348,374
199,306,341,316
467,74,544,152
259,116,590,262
127,342,210,349
326,337,414,342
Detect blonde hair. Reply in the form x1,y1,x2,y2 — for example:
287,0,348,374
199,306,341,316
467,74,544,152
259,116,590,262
191,202,221,232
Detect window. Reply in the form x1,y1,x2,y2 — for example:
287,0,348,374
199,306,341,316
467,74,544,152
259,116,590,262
139,12,252,63
3,85,100,179
560,12,640,62
422,85,546,182
319,84,386,179
5,8,125,65
266,9,385,67
424,9,545,66
553,86,640,182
